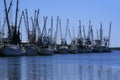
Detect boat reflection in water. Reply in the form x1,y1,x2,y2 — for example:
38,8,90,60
0,57,21,80
0,56,120,80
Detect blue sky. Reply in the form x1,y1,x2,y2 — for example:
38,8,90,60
0,0,120,47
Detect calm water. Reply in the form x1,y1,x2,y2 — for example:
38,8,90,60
0,51,120,80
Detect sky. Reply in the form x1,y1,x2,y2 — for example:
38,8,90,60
0,0,120,47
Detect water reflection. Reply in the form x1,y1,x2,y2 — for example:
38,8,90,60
0,57,21,80
0,57,120,80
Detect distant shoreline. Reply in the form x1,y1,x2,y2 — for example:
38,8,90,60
110,47,120,50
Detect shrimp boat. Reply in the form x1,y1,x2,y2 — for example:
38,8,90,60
37,36,53,55
92,22,112,53
57,39,69,54
0,45,24,56
37,17,53,55
39,46,53,55
69,39,78,53
24,44,38,56
0,0,24,56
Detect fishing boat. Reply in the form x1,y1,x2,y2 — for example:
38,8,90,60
92,21,112,53
38,46,53,55
37,17,53,55
57,45,69,54
24,45,38,56
92,46,111,53
92,39,111,53
0,0,25,56
57,39,69,54
0,45,24,56
69,39,78,53
37,34,53,55
69,45,78,53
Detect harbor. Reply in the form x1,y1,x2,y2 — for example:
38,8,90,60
0,0,112,56
0,0,120,80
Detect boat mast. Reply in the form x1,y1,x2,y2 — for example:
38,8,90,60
13,0,20,44
78,20,82,39
97,30,99,40
30,10,36,43
4,0,12,40
59,18,62,41
108,21,111,47
41,16,47,37
25,9,30,42
83,25,86,40
100,22,103,46
54,16,59,44
51,16,53,41
36,9,41,42
87,20,91,39
33,10,38,42
65,19,69,43
14,0,19,29
8,0,13,13
91,25,94,45
30,17,34,43
18,11,24,31
68,29,72,41
73,26,75,39
18,11,24,40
